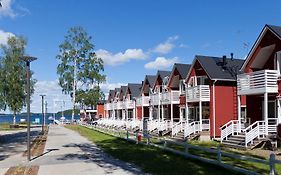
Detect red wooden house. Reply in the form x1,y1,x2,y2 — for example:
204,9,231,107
136,75,156,121
185,55,244,139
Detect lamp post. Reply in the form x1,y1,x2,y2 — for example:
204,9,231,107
40,95,46,133
21,55,37,161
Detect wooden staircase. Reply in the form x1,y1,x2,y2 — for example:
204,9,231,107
222,133,268,150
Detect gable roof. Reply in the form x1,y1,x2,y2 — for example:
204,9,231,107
127,83,142,98
152,70,171,88
108,90,115,101
120,86,127,99
114,88,121,98
146,75,156,87
187,55,244,81
172,63,191,79
241,24,281,71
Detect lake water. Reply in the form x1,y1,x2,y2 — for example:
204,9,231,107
0,114,80,124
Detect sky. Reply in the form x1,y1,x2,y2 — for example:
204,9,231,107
0,0,281,113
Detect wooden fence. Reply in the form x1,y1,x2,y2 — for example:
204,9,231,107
82,123,281,175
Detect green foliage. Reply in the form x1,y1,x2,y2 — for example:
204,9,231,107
56,26,106,109
56,109,79,116
0,36,36,117
76,86,105,108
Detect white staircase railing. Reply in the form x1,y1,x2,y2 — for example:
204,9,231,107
184,121,200,138
220,120,240,142
171,121,185,136
244,121,266,147
202,119,210,131
147,120,158,131
158,120,171,131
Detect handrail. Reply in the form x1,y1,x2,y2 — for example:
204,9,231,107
171,121,184,136
220,120,239,142
244,121,266,147
184,121,200,138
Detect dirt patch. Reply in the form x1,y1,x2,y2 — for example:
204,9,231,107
4,166,39,175
23,126,48,157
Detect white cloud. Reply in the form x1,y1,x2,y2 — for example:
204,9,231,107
0,0,30,18
96,48,147,66
153,35,179,54
0,0,17,18
0,30,15,45
30,80,73,113
179,43,189,48
144,57,179,70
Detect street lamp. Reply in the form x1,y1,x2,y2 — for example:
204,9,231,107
40,95,46,133
21,55,37,161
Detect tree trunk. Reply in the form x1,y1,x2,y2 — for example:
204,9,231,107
13,112,16,125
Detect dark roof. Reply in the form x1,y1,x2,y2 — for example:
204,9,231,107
195,55,244,80
267,24,281,38
172,63,191,79
109,90,115,101
114,88,121,98
120,86,127,94
127,83,142,98
157,70,171,79
146,75,156,87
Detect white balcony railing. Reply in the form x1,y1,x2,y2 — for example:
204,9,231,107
237,70,278,95
124,100,134,109
151,93,160,106
161,91,180,104
136,96,150,106
186,85,210,102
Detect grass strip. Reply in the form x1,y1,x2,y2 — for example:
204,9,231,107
66,125,241,175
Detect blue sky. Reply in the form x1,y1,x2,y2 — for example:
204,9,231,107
1,0,281,113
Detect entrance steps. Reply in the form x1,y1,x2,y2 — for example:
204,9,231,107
222,133,268,150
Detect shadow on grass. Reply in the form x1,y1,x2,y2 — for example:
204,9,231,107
66,125,240,175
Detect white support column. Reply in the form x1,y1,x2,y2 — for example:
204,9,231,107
199,101,202,131
264,92,268,135
171,104,173,126
133,101,136,120
158,104,161,121
278,99,281,124
238,95,241,132
161,104,164,121
186,102,189,125
179,108,182,122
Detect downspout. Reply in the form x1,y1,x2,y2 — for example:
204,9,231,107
212,80,217,139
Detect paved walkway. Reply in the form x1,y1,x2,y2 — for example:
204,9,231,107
29,125,145,175
0,128,42,174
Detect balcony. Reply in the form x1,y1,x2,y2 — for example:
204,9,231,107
136,96,150,107
186,85,210,102
124,100,134,109
237,70,278,95
105,103,112,110
150,93,160,106
116,101,122,109
161,91,180,105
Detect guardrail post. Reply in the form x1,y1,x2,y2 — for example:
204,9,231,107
269,153,276,175
164,140,167,148
126,130,129,140
217,146,221,164
184,142,189,154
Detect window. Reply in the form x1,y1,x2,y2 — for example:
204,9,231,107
179,80,186,94
197,76,209,85
276,51,281,75
188,77,196,87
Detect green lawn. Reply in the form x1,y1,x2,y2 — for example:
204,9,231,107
66,125,241,175
0,123,24,131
